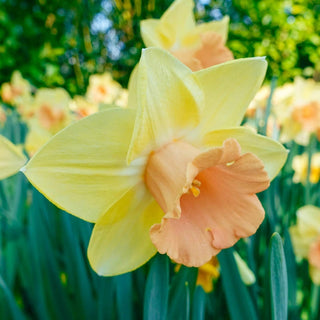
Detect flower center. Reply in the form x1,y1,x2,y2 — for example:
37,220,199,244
189,179,201,197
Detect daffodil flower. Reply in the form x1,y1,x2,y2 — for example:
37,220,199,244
196,257,220,293
290,205,320,284
31,88,72,134
86,73,124,105
140,0,233,71
272,77,320,145
69,96,99,119
22,48,287,276
187,252,254,293
0,135,27,180
21,88,73,156
292,152,320,184
0,71,32,106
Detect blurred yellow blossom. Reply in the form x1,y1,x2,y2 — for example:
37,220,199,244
23,48,287,276
69,96,99,119
196,251,255,293
196,257,220,293
23,88,73,156
114,89,128,108
272,77,320,145
290,205,320,284
30,88,72,134
0,135,27,179
246,82,294,120
292,153,320,184
246,85,271,118
86,73,125,105
24,121,53,157
0,71,32,107
140,0,233,71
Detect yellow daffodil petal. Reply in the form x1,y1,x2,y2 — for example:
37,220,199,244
88,184,164,276
193,58,267,135
202,127,288,180
127,48,203,163
182,16,230,46
0,135,27,179
289,225,313,259
290,206,320,261
196,257,220,293
23,108,144,223
140,19,165,48
127,64,139,109
297,205,320,234
141,0,195,49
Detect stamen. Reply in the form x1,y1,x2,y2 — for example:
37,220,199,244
226,160,235,166
190,186,200,197
192,179,201,187
188,179,201,197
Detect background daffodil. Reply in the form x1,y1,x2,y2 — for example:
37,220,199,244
140,0,233,71
22,48,287,276
290,205,320,284
292,152,320,184
0,71,32,107
86,72,127,106
0,135,27,180
195,251,255,293
272,77,320,145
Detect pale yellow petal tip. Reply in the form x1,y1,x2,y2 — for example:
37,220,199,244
233,251,256,285
140,47,171,61
0,135,28,179
141,47,181,60
194,56,268,77
20,165,26,173
222,15,230,23
270,145,289,180
88,247,157,277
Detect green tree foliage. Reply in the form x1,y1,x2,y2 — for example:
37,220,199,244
212,0,320,83
0,0,107,94
0,0,319,94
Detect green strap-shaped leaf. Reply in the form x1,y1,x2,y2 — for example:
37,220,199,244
0,274,25,320
270,232,288,320
114,273,133,320
192,286,206,320
97,277,115,320
218,248,258,320
143,254,169,320
283,229,298,318
167,265,198,320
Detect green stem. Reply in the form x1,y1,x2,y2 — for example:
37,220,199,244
305,134,317,204
310,284,320,320
260,76,277,136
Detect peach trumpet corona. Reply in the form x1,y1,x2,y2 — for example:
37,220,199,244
145,138,270,267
